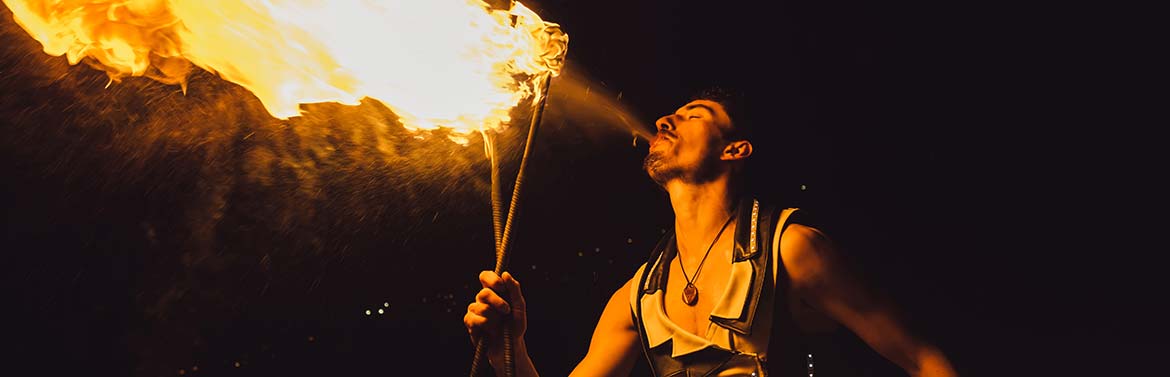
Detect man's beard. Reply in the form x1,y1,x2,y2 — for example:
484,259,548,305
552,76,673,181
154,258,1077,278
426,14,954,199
643,149,721,186
643,150,681,186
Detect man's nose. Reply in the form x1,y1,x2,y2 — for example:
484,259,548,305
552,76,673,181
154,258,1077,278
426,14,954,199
655,115,676,132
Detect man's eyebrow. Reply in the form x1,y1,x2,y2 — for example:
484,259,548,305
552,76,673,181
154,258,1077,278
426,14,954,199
680,103,717,116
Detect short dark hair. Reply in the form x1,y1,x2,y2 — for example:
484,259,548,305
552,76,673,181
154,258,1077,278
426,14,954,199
689,86,750,141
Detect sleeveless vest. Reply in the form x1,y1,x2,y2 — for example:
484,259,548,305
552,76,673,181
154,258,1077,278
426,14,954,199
629,198,810,377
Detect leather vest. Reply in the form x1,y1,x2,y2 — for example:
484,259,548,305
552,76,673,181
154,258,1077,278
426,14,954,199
630,198,810,377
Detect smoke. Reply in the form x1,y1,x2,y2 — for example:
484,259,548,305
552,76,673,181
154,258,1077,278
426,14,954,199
544,65,655,144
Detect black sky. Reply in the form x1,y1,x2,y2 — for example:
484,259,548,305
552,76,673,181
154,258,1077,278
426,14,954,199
2,0,1161,376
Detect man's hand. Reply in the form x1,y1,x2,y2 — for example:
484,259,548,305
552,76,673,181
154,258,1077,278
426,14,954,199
464,271,527,363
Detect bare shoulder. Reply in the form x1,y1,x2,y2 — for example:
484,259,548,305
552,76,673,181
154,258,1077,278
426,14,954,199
614,272,635,301
618,263,645,298
774,222,839,284
605,264,644,328
778,222,830,247
775,223,833,261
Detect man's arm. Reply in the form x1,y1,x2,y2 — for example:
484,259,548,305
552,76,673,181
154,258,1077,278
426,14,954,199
467,272,642,377
569,277,642,377
778,224,959,377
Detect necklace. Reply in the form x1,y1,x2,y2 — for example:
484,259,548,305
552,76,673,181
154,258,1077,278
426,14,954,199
678,211,736,306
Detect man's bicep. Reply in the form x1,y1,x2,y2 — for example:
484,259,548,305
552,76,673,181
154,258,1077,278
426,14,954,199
779,224,927,372
569,278,641,377
780,225,878,314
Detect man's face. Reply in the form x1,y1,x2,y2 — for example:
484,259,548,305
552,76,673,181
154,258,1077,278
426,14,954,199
643,99,734,185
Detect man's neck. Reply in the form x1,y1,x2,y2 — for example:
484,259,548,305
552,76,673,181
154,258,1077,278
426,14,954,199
665,176,737,259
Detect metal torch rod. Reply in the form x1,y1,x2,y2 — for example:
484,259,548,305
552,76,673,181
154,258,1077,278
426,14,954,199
471,72,553,377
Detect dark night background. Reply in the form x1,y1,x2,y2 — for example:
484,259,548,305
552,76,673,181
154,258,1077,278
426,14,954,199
2,0,1161,376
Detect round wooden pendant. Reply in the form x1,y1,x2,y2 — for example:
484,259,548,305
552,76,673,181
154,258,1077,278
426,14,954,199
682,283,699,306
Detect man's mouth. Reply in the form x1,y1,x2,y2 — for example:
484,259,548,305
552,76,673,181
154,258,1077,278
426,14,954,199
651,132,675,147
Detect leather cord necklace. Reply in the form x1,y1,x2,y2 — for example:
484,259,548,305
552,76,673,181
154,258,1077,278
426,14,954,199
678,210,736,306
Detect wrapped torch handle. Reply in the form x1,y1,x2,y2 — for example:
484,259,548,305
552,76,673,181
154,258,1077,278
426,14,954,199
470,72,553,377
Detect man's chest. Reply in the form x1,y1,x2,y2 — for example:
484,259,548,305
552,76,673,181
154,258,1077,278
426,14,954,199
662,249,735,335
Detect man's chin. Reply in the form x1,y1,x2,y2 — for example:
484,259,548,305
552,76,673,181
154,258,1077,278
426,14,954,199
646,170,669,186
643,152,682,185
643,163,676,186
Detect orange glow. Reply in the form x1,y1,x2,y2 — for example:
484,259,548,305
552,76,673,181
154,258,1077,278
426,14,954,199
2,0,567,138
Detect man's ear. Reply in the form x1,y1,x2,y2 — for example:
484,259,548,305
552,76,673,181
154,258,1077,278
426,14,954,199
721,140,753,161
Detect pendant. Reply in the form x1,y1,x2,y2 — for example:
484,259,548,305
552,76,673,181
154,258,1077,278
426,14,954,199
682,283,699,306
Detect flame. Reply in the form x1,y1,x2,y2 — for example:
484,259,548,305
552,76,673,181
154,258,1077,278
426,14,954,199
2,0,567,137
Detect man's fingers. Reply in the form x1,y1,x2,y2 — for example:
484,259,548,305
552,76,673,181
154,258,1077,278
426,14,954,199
463,310,487,333
467,302,498,319
479,270,514,306
475,287,511,314
479,270,507,292
501,272,526,312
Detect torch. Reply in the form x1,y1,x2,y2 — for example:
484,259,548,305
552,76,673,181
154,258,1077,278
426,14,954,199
472,1,566,376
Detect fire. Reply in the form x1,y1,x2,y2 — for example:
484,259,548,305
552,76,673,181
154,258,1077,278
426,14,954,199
2,0,567,138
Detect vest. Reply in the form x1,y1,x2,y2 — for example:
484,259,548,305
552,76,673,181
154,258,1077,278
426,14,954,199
629,198,809,377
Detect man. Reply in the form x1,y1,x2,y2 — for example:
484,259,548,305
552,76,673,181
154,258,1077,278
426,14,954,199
464,88,958,376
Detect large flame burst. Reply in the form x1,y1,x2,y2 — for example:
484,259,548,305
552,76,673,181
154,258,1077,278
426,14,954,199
2,0,567,138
